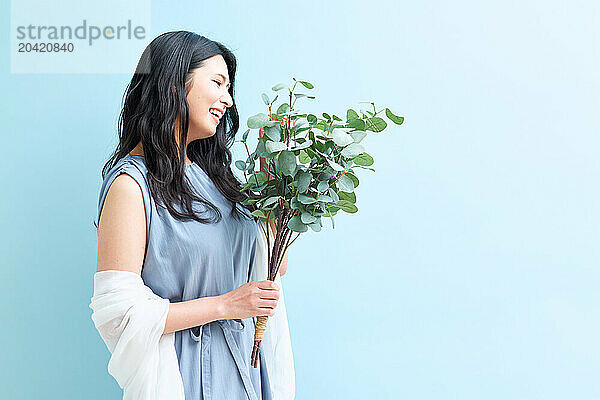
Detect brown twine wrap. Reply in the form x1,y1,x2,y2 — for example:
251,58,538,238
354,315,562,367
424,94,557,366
254,315,269,341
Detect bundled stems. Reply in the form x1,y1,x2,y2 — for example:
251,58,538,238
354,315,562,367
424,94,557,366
251,200,295,368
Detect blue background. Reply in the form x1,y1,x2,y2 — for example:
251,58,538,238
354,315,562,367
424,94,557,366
2,1,599,398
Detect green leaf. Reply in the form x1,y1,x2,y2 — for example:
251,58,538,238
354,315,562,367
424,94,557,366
235,160,246,171
249,171,268,184
298,150,311,164
307,114,317,124
297,170,312,193
317,194,333,203
335,199,358,213
277,103,290,115
347,172,360,188
331,128,354,147
299,80,314,89
264,125,282,141
309,221,322,232
251,209,267,218
327,158,345,172
338,191,356,203
242,129,250,141
325,208,335,229
346,109,359,120
365,117,387,132
353,153,374,166
290,139,313,151
317,180,329,192
272,83,287,91
301,212,317,224
322,112,331,120
346,118,366,131
262,196,280,207
341,143,365,158
328,188,340,202
265,141,287,153
385,108,404,125
349,131,367,143
279,150,297,176
287,215,308,232
337,174,355,192
261,93,270,105
298,194,317,204
248,113,270,129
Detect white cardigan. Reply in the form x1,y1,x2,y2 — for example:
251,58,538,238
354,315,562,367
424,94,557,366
89,221,295,399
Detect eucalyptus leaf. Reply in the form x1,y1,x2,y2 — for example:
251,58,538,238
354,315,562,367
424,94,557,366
242,129,250,141
262,196,280,207
264,125,282,141
234,160,246,171
309,222,322,232
349,131,367,143
265,141,288,153
346,118,366,131
385,108,404,125
287,215,308,232
328,188,339,202
248,113,270,129
251,209,267,219
301,212,317,224
327,159,345,172
338,191,356,203
337,174,355,192
297,171,312,193
317,180,329,192
353,153,374,166
290,139,313,151
331,128,354,147
341,143,365,158
272,83,287,91
279,150,297,176
365,117,387,132
346,109,359,120
277,103,290,115
298,194,317,204
298,150,311,164
261,93,270,105
335,199,358,213
299,80,314,89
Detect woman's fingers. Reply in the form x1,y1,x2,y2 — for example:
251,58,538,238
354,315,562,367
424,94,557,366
255,280,279,291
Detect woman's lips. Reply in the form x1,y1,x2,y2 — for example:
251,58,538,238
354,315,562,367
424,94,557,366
209,111,220,124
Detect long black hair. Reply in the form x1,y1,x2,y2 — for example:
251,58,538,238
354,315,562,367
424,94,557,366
100,31,253,224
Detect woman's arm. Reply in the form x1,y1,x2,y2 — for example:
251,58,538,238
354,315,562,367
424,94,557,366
96,173,226,336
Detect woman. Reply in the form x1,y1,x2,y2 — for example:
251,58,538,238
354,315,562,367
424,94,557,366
94,31,288,399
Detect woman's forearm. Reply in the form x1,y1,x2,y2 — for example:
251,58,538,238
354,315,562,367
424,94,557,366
162,295,225,335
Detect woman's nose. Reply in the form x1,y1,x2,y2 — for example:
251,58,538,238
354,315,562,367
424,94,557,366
220,90,233,108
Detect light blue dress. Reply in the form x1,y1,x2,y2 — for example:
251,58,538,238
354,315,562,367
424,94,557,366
97,155,273,400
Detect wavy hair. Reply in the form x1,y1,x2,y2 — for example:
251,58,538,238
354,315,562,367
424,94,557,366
100,31,253,225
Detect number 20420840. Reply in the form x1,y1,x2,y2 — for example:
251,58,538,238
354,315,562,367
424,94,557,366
18,42,74,52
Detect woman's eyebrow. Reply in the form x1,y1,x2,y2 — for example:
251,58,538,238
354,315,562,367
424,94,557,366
216,73,231,86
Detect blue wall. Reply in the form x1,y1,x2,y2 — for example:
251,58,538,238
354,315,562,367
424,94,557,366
2,1,599,398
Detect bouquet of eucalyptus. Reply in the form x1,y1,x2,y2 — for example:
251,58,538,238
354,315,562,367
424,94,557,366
235,78,404,367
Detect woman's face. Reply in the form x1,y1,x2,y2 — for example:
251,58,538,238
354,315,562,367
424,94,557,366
184,54,233,141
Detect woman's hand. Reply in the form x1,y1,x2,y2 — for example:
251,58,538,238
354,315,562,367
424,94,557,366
219,280,280,320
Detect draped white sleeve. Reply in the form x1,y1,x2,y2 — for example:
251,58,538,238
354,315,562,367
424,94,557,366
89,270,186,400
89,222,295,400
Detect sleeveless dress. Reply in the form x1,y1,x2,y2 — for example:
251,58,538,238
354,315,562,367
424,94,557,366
96,155,273,400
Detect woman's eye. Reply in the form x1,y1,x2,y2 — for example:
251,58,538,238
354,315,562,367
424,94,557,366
213,80,222,86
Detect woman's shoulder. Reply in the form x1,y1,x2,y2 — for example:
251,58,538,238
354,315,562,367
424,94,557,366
102,155,148,186
96,155,153,233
